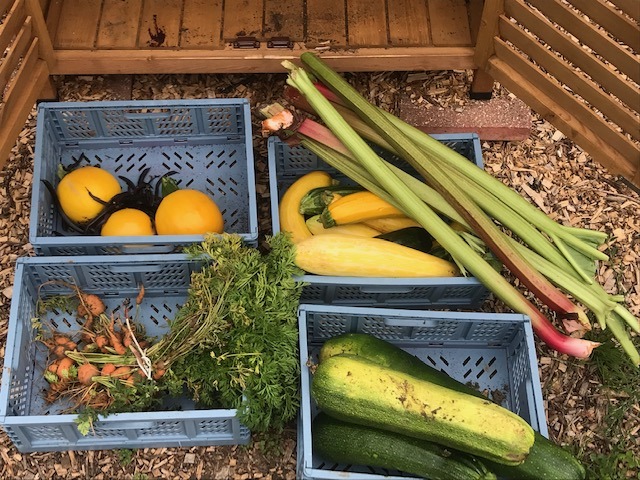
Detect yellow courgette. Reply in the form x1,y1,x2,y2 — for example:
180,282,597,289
294,233,458,277
320,191,404,228
364,216,421,233
306,215,380,237
279,171,333,243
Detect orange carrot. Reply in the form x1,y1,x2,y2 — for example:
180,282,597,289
101,363,117,376
95,335,109,349
136,284,145,305
54,335,73,346
80,294,105,317
56,357,75,380
53,345,67,359
77,363,99,385
107,320,127,355
47,361,60,374
111,366,131,378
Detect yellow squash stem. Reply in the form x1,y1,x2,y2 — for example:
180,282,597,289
284,57,599,359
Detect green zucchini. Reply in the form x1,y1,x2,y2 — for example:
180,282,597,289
319,333,586,480
375,226,434,253
313,412,497,480
312,354,535,466
299,185,363,215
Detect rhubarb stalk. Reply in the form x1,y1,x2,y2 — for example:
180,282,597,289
298,53,589,327
282,58,599,359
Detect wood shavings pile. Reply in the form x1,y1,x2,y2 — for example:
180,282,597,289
0,70,637,478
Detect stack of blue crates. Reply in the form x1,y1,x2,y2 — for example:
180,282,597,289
267,137,548,479
0,99,259,451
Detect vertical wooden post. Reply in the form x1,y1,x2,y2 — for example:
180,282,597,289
471,0,505,99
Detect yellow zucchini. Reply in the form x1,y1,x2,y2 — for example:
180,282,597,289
364,216,421,233
279,171,333,243
294,233,458,277
320,191,404,228
306,215,380,237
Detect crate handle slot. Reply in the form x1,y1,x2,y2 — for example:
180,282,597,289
383,317,439,328
118,245,176,254
123,112,172,121
93,420,157,430
108,264,165,273
358,286,416,294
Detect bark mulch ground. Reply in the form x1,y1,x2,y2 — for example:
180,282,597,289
0,71,638,479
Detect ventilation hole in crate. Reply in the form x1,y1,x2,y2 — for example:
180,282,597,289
162,152,171,161
439,356,449,367
172,161,182,171
61,317,72,328
476,369,485,379
475,356,484,366
205,159,215,169
125,163,135,173
463,368,472,379
50,319,60,329
487,357,496,367
425,356,437,366
462,356,471,366
228,158,237,169
489,369,498,379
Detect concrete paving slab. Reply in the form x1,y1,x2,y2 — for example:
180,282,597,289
399,94,532,141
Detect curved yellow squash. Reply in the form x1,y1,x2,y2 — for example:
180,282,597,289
294,233,458,277
279,171,333,243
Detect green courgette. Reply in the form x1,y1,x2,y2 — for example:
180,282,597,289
313,412,497,480
312,354,535,466
318,333,586,480
299,185,363,215
375,226,434,253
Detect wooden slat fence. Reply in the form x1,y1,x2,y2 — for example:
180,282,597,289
475,0,640,187
0,0,54,169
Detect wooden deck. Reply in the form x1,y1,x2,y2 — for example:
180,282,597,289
43,0,483,74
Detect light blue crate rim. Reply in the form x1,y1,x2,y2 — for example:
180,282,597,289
297,304,547,480
268,134,489,308
29,99,258,255
0,254,251,452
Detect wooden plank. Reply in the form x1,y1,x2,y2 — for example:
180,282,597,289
492,38,640,167
387,0,430,46
97,0,143,48
52,46,475,74
608,0,640,22
54,0,101,48
306,0,346,47
428,0,472,46
0,0,26,56
0,15,31,93
181,0,223,48
1,37,39,123
564,0,639,52
222,0,263,41
264,0,303,41
467,0,485,42
139,0,183,48
25,0,55,66
474,0,504,67
505,0,639,113
500,17,640,141
527,0,639,85
0,60,49,170
346,0,388,47
44,0,63,42
486,53,639,186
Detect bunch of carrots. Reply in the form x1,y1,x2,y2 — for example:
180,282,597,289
40,284,161,410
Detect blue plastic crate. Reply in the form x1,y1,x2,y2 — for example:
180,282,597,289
30,99,258,255
0,255,251,452
268,135,489,308
297,304,547,480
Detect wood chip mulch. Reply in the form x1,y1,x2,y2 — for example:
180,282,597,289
0,70,638,479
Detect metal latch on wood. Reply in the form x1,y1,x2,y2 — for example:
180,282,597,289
267,37,293,49
233,37,260,49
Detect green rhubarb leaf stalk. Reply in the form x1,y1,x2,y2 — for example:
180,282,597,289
283,56,599,359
